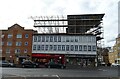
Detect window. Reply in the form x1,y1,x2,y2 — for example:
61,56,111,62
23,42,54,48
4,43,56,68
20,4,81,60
25,34,29,38
33,45,37,50
15,49,20,53
6,48,10,53
70,45,74,51
34,36,37,42
45,45,48,50
58,45,61,51
16,42,22,46
79,45,82,51
41,45,44,50
16,34,22,38
66,37,69,42
38,36,41,42
8,34,13,38
46,36,49,42
88,45,91,51
50,36,53,42
92,46,96,51
83,45,87,51
37,45,41,50
62,45,65,51
2,42,4,46
54,45,57,51
24,49,28,53
1,35,4,38
42,36,45,42
54,36,57,42
66,45,69,51
58,36,61,42
49,45,53,51
75,45,78,51
7,42,12,46
24,42,28,46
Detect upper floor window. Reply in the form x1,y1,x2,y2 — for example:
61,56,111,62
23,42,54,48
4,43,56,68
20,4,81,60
25,34,29,38
33,45,37,50
16,42,22,46
88,45,91,51
15,49,20,53
24,49,28,53
34,36,37,42
50,36,53,42
7,42,12,46
75,45,78,51
54,36,57,42
24,42,28,46
1,35,4,38
58,36,61,42
92,46,96,51
66,45,69,51
42,36,45,42
6,48,10,53
46,36,49,42
8,34,13,38
83,45,87,51
38,36,41,42
79,45,82,51
16,34,22,38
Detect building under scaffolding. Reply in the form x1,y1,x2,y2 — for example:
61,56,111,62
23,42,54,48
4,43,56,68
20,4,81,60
32,14,105,67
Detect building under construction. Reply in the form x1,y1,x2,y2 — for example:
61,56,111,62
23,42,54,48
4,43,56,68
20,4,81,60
32,14,105,67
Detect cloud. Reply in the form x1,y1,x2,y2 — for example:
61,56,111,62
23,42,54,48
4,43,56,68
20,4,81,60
0,0,119,47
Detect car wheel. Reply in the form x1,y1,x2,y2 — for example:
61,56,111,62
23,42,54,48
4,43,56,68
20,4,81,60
33,65,36,68
61,66,64,69
22,65,25,68
48,65,51,68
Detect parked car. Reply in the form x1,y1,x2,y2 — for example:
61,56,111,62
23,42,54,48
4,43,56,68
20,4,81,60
45,62,66,69
0,61,15,67
111,63,120,67
21,60,38,68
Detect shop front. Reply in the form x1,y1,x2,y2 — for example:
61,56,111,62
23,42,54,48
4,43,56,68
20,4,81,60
32,54,66,66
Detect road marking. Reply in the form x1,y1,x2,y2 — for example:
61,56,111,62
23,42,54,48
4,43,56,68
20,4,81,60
52,75,60,79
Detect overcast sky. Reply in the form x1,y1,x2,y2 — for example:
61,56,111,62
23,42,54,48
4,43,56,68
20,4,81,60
0,0,119,47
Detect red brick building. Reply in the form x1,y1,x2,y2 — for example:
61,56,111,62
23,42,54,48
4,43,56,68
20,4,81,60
1,24,37,64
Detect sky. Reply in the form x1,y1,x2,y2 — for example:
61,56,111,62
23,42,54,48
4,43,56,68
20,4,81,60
0,0,119,47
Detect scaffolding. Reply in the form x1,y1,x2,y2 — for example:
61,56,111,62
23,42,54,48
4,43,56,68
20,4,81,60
31,14,105,48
